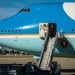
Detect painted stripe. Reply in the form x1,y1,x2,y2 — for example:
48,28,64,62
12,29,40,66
0,34,75,38
0,34,39,36
64,34,75,37
0,58,36,60
0,34,39,38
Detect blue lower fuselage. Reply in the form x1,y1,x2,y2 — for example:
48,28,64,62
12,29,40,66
0,35,75,57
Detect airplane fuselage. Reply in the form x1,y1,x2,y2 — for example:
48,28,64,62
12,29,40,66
0,2,75,57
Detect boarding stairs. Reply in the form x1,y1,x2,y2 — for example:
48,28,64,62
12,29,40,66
39,33,57,70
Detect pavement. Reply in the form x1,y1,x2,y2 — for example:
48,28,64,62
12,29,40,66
53,57,75,69
0,55,75,74
0,55,37,64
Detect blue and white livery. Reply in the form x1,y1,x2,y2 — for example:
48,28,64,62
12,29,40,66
0,2,75,57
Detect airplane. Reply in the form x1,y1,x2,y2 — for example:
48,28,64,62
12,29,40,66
0,2,75,58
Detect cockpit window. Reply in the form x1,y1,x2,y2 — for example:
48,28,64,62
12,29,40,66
19,8,30,12
19,9,24,12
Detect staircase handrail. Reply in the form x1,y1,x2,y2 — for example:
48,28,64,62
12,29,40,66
46,36,57,69
39,32,49,67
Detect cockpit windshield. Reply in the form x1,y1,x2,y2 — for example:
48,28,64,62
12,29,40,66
19,8,30,12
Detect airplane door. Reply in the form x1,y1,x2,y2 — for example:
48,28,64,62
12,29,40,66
48,23,56,38
39,23,56,38
39,23,48,38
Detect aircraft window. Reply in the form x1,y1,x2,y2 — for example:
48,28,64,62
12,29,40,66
4,30,6,32
17,29,21,32
24,8,30,12
1,30,3,32
8,30,10,32
15,30,20,32
15,30,18,32
19,8,24,12
0,29,22,33
19,30,21,32
12,29,21,32
19,8,30,12
72,29,74,32
0,30,6,32
12,30,14,32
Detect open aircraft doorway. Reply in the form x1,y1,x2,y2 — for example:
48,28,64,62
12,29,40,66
39,23,56,39
48,23,56,38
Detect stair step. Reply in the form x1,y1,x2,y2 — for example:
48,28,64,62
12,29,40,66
39,35,57,70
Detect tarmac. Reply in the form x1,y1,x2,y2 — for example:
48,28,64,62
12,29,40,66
0,55,37,64
0,55,75,68
0,55,75,74
53,57,75,69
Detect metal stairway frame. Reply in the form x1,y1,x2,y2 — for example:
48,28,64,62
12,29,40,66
39,33,57,70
